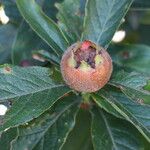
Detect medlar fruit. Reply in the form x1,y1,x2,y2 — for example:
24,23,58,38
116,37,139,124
61,40,113,92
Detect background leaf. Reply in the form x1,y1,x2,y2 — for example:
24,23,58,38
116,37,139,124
55,0,84,42
82,0,133,47
11,0,61,65
11,21,59,65
2,0,22,24
109,44,150,75
32,50,60,65
11,21,42,65
16,0,69,56
132,0,150,9
0,24,18,64
0,0,23,64
1,0,65,65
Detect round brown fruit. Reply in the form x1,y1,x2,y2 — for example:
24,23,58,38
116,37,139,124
60,40,113,92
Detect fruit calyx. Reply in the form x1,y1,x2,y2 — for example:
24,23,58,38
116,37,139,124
68,40,103,71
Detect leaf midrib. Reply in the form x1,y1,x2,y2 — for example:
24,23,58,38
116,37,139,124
109,82,150,96
100,92,150,142
0,84,68,101
99,109,118,150
31,101,78,150
96,0,115,44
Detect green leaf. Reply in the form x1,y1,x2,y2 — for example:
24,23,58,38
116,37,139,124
109,44,150,75
97,87,150,143
11,21,45,65
55,0,84,42
0,128,17,150
11,21,59,65
0,24,18,64
91,94,123,119
11,95,80,150
0,66,71,132
109,69,150,104
32,50,60,65
82,0,133,47
11,0,61,65
1,0,60,65
62,109,94,150
50,67,64,83
0,66,69,101
132,0,150,9
41,0,61,21
16,0,69,56
91,107,149,150
0,0,24,64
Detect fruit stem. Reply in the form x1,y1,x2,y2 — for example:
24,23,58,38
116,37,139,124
81,92,91,103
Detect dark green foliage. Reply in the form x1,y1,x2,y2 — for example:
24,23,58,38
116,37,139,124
0,0,150,149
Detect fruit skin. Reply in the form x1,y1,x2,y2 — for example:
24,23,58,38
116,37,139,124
61,41,113,92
